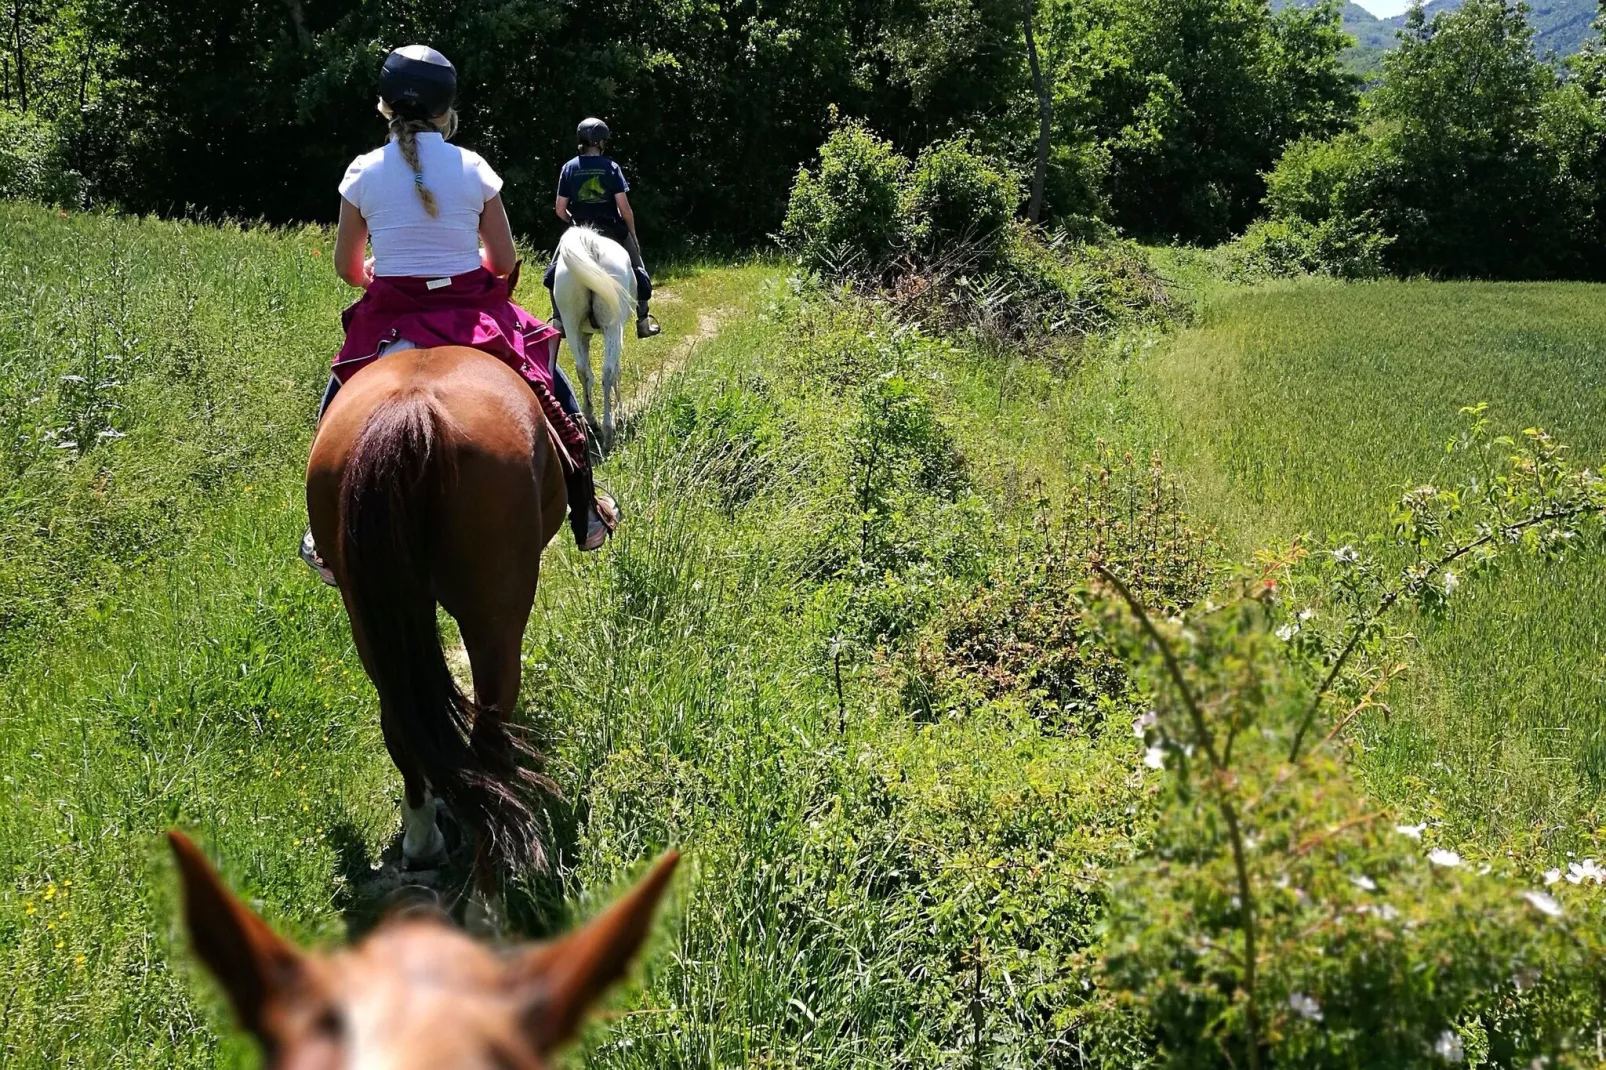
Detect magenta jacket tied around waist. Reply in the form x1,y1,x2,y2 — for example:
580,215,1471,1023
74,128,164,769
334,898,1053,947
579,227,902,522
332,268,560,392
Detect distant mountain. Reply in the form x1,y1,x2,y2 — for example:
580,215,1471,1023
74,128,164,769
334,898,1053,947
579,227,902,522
1273,0,1599,72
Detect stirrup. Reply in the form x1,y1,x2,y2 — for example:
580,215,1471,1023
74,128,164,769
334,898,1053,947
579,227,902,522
579,491,622,552
299,530,337,587
636,314,661,339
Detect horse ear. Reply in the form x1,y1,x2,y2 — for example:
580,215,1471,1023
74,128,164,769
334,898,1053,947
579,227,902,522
513,851,680,1053
167,831,307,1042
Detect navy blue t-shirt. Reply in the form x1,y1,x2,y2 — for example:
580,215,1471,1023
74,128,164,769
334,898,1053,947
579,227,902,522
557,154,629,226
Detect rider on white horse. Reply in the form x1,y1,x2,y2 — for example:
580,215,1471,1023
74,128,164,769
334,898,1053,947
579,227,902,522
543,118,661,340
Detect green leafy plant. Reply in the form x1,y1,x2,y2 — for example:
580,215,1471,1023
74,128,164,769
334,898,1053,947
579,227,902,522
1087,407,1606,1068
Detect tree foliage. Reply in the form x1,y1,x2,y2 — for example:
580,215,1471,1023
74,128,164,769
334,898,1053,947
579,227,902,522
3,0,1360,246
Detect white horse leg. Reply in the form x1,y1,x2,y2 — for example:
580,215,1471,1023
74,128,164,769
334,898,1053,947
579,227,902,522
401,794,445,866
602,324,624,443
565,325,596,430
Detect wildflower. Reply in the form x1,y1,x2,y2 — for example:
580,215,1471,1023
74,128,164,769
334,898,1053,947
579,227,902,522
23,902,36,916
1331,545,1359,564
44,885,56,901
1543,868,1562,885
1288,992,1323,1022
1566,859,1604,884
1143,746,1165,770
1350,874,1377,892
312,248,321,256
1298,606,1317,622
1428,848,1462,868
1443,571,1460,595
1435,1030,1464,1062
1275,623,1297,642
75,954,86,966
1396,823,1426,839
1522,890,1563,918
1377,903,1400,921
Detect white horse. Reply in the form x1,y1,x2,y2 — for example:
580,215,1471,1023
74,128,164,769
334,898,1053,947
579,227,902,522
552,227,635,441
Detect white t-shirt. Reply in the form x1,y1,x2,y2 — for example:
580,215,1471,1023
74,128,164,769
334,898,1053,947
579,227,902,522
338,132,504,278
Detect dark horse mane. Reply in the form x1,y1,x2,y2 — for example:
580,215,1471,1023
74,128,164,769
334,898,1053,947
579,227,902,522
337,390,554,876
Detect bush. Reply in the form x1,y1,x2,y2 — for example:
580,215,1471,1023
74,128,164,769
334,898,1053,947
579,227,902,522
0,113,83,207
780,121,908,274
902,137,1019,261
1232,215,1391,279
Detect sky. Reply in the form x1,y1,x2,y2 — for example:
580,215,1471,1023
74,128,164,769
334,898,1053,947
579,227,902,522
1352,0,1413,15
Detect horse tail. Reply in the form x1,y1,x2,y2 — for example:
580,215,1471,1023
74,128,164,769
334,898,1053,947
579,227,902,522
559,227,633,325
338,391,548,876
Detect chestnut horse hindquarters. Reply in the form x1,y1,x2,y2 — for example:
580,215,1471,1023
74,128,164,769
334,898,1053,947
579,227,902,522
306,347,568,886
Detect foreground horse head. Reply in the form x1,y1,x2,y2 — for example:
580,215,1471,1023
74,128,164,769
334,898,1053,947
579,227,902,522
169,831,678,1070
306,346,569,907
552,227,634,441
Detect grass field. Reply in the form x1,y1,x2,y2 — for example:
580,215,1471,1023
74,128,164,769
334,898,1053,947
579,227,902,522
1134,279,1606,850
5,202,1605,1066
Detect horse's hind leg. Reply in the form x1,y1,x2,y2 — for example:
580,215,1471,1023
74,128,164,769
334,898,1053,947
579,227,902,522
564,325,597,430
602,325,624,443
379,706,446,866
456,598,543,932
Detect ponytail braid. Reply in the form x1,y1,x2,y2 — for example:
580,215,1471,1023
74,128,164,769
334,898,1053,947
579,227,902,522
389,114,441,217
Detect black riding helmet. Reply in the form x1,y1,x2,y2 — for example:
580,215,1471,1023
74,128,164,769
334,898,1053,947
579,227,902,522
577,117,611,146
380,45,456,120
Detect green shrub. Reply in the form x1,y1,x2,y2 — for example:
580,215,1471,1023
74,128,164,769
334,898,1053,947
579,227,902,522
1233,215,1392,279
781,121,908,274
902,137,1019,260
0,112,83,206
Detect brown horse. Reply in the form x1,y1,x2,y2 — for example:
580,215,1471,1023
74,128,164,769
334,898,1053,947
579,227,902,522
169,830,677,1069
306,346,567,892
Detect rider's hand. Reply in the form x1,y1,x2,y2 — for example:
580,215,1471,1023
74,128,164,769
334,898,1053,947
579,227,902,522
362,256,375,288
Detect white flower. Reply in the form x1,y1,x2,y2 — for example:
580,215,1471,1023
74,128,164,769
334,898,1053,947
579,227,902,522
1132,710,1158,738
1275,623,1297,642
1143,746,1165,770
1395,823,1426,839
1442,570,1460,595
1435,1030,1464,1062
1566,859,1605,884
1331,545,1359,564
1523,890,1563,918
1298,607,1318,622
1377,903,1400,921
1350,874,1378,891
1543,868,1562,885
1428,849,1462,868
1288,992,1323,1022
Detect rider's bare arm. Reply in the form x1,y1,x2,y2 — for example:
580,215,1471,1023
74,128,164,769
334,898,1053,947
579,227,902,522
615,193,638,240
554,194,572,225
479,194,519,277
334,197,372,288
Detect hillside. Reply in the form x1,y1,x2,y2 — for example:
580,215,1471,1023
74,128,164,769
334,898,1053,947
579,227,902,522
1278,0,1598,71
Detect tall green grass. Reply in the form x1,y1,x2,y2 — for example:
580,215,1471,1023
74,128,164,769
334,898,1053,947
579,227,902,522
1134,278,1606,850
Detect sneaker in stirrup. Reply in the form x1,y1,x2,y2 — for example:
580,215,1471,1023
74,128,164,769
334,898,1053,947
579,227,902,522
299,529,338,586
578,492,622,552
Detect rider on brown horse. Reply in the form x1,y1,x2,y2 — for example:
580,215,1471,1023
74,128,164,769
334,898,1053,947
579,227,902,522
300,45,619,583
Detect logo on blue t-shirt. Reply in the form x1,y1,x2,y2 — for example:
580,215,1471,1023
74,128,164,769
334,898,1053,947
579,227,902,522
560,155,628,224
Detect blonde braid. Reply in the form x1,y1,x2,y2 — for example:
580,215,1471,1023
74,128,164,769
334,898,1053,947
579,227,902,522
389,114,440,217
